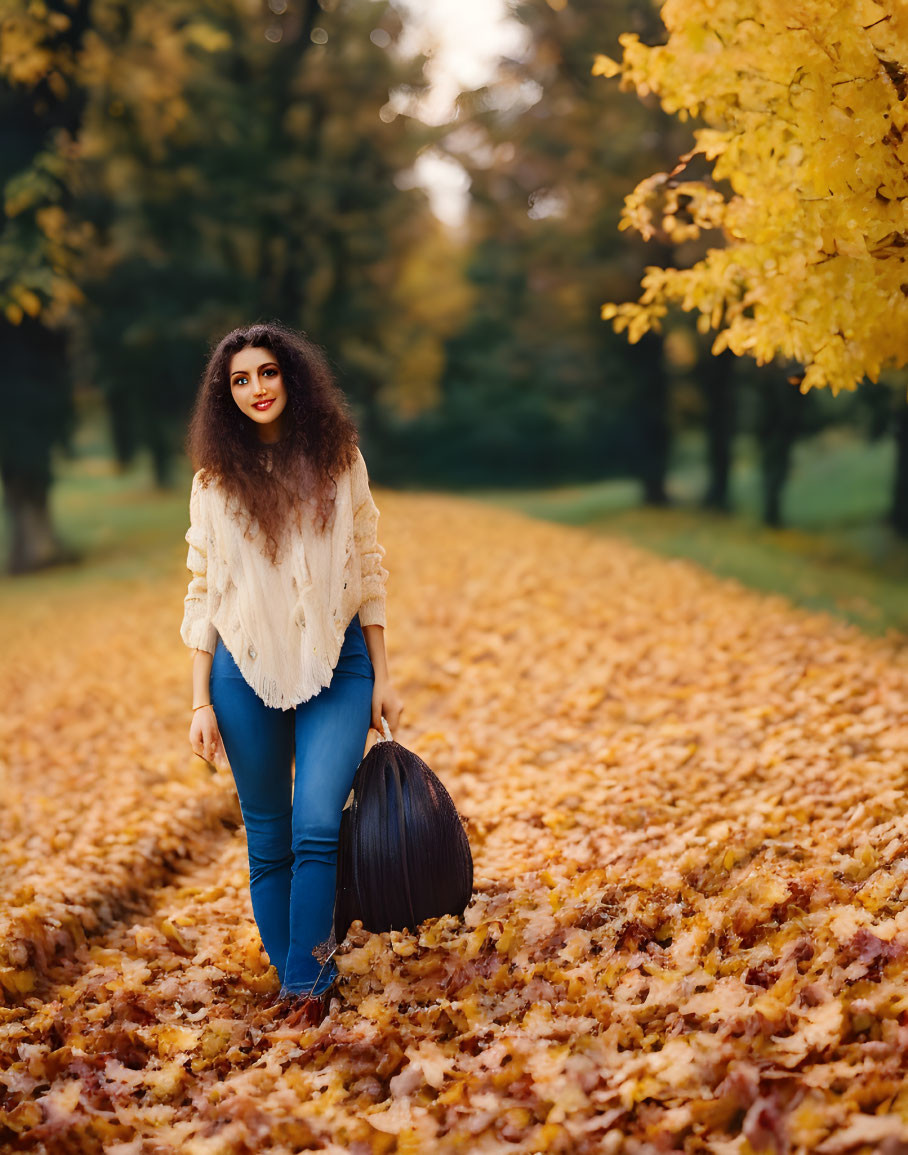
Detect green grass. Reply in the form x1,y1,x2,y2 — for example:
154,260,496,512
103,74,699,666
0,434,197,609
1,421,905,642
471,429,908,640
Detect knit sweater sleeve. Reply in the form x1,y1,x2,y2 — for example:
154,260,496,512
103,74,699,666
352,447,389,628
180,471,219,655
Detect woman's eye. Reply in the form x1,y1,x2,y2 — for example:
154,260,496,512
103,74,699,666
234,376,247,386
264,368,277,377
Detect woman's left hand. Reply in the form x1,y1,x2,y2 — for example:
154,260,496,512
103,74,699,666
372,674,405,735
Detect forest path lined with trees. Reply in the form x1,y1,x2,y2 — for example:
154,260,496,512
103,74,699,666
2,490,907,1152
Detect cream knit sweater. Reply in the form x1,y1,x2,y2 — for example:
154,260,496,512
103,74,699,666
180,446,389,710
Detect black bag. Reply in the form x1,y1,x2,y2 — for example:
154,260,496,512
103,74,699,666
332,718,473,943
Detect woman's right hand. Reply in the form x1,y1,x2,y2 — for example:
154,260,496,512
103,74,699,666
190,705,223,764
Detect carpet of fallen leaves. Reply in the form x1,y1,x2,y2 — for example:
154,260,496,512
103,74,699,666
2,488,908,1155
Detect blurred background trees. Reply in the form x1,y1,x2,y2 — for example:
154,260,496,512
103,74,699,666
2,0,907,578
596,0,908,534
1,0,90,572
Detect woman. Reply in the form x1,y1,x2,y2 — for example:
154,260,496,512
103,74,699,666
180,321,404,1024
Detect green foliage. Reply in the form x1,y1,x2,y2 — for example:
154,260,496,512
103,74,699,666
72,0,441,475
2,0,454,491
426,0,688,492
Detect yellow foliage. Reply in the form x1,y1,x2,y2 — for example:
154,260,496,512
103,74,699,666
1,5,87,325
183,22,232,54
597,0,908,394
377,218,476,418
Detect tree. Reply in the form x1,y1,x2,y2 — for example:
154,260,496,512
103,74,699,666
2,0,442,559
431,0,685,495
0,0,90,573
697,343,736,512
892,388,908,535
76,0,438,477
595,0,908,398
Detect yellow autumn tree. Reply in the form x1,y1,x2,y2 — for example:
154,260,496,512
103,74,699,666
0,1,85,327
595,0,908,395
378,218,476,418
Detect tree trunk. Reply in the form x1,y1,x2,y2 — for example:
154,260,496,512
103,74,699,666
890,392,908,538
0,0,91,574
0,317,79,574
700,347,736,511
629,330,671,506
1,468,78,574
756,369,806,529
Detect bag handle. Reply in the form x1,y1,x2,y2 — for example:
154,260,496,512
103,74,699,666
373,715,394,743
343,716,393,812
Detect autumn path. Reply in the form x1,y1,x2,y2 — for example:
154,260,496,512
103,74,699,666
2,490,908,1153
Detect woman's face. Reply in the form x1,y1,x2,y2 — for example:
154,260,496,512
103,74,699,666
229,345,289,443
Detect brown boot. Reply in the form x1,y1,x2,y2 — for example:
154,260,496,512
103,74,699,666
279,978,339,1029
280,994,325,1029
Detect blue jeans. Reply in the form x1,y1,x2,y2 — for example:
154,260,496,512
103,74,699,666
210,612,375,995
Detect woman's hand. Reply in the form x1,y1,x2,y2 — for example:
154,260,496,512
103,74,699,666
189,705,224,765
371,674,404,736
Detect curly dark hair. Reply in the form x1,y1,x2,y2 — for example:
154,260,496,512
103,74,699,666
185,321,361,565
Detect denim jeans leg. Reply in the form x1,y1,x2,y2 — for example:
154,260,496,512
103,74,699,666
282,615,375,995
209,637,295,985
